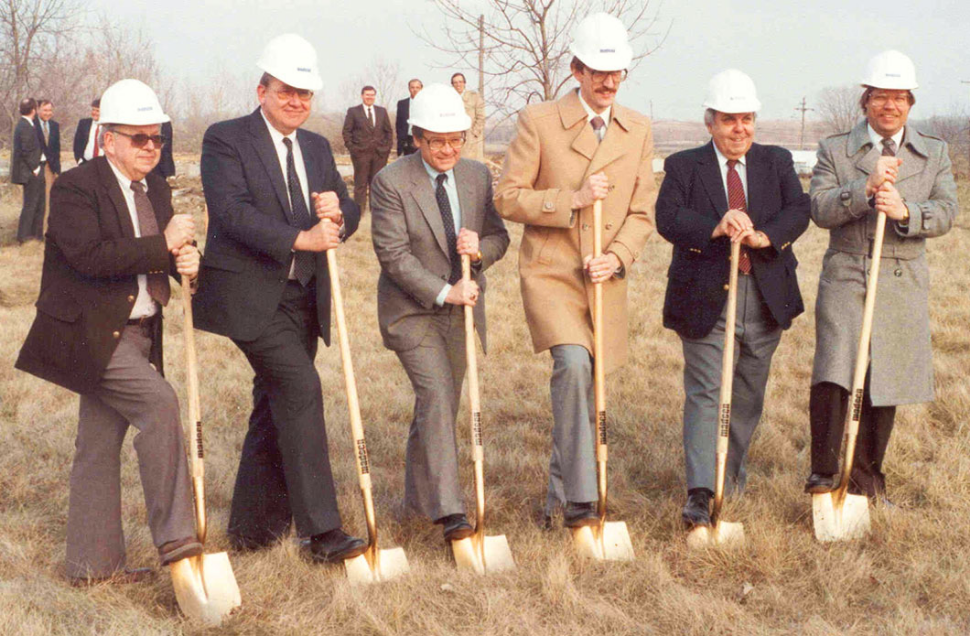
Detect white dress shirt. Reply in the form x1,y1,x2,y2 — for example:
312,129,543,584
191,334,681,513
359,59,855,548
577,90,612,140
261,109,311,280
421,158,462,306
106,159,157,319
867,124,904,154
712,142,748,205
83,120,99,162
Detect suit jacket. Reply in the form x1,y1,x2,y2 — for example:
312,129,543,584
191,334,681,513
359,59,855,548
16,157,176,394
34,117,61,174
809,121,957,405
73,117,95,164
494,89,656,373
342,104,393,158
371,154,509,352
152,121,175,178
656,142,809,340
11,117,42,184
395,97,412,156
193,108,361,344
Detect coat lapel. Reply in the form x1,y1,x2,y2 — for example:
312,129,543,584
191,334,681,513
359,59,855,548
897,127,928,183
744,144,763,225
247,109,293,221
697,142,729,216
96,158,136,238
407,155,450,256
559,91,598,164
298,130,323,202
588,107,631,176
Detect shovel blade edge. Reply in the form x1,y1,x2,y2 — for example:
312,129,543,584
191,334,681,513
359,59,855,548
571,522,634,561
813,492,870,542
170,552,241,626
344,547,410,584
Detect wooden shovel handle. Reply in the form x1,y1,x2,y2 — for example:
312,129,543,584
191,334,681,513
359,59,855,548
462,255,487,538
181,276,207,542
712,240,740,522
592,200,608,520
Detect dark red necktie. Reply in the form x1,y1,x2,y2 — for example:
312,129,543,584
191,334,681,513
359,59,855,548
130,182,170,306
726,159,752,274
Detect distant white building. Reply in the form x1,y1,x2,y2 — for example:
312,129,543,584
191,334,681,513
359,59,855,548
789,150,819,176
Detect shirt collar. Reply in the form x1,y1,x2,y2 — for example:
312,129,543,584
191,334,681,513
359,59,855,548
576,89,612,127
22,115,35,126
712,142,746,169
421,157,455,184
867,123,904,153
260,108,297,146
106,156,148,194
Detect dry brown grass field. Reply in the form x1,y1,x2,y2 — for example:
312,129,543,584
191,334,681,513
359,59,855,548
0,171,968,636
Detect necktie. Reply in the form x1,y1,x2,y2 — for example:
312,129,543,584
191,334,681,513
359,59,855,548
726,159,752,275
43,121,49,143
129,182,171,306
367,107,374,127
282,137,315,286
93,124,101,157
590,116,605,142
881,137,897,157
435,173,462,284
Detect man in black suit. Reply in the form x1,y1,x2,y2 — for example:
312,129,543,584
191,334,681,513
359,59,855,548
73,98,101,165
151,121,175,179
342,85,393,209
193,33,365,564
656,70,810,529
11,98,45,243
35,99,61,222
395,78,422,157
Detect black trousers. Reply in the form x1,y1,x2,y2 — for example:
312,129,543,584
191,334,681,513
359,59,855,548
350,150,388,210
810,379,896,497
228,281,342,543
17,170,45,242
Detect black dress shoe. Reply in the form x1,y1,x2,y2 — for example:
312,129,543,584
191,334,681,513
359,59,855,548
563,501,599,528
681,489,712,528
69,567,155,587
804,473,835,494
305,529,367,564
436,514,475,542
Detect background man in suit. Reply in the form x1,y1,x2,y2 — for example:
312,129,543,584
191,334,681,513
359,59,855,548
371,84,509,542
655,70,810,529
151,121,175,179
450,73,485,162
806,51,958,501
494,13,655,530
396,78,423,157
343,85,393,210
12,97,46,243
193,33,365,564
15,79,202,583
73,99,101,165
35,99,61,217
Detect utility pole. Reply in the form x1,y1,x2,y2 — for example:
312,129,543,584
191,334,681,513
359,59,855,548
478,14,485,97
962,80,970,178
794,97,814,150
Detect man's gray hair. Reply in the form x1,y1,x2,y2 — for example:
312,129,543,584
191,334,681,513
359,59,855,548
704,108,757,126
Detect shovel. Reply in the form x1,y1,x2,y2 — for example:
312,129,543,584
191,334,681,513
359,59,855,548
171,277,242,625
686,240,745,549
326,248,410,583
812,212,887,542
451,255,516,575
571,200,635,561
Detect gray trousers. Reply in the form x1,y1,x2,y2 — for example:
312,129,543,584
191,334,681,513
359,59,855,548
545,344,597,515
397,308,467,521
65,324,196,578
17,170,45,242
681,275,782,494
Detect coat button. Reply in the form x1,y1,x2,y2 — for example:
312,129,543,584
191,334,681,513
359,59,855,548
127,295,135,302
894,269,902,277
543,202,554,210
723,284,729,291
112,330,121,339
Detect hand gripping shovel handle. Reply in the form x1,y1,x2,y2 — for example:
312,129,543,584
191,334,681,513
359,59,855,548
181,277,207,543
462,256,487,541
592,200,608,522
712,240,741,525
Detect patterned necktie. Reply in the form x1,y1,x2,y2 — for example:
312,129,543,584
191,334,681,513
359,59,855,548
43,121,49,143
726,159,752,275
282,137,315,286
882,137,897,157
367,107,374,127
590,116,605,142
435,173,462,284
129,182,171,306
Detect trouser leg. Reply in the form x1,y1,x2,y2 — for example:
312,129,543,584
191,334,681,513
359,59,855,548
850,387,896,497
680,326,723,493
809,382,847,475
351,152,370,209
545,344,596,515
367,154,387,209
17,175,44,242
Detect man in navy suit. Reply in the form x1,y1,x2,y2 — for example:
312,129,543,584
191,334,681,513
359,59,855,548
192,33,365,564
73,99,101,165
11,98,45,242
656,70,810,529
395,78,422,157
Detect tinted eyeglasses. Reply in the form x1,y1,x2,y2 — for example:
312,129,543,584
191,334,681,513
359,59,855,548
587,68,628,83
275,87,314,102
424,135,466,151
111,130,168,148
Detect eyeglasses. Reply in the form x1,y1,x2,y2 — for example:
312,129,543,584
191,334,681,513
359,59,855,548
111,130,168,148
869,93,910,108
424,135,465,151
586,68,628,83
275,87,314,102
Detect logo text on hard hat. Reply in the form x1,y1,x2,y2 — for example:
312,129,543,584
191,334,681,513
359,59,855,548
297,67,311,72
137,106,153,111
600,48,616,53
887,73,900,77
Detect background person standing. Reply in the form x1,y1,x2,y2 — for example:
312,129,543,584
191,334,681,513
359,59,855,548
343,85,393,210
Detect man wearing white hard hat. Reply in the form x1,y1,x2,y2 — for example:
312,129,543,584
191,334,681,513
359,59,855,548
371,84,509,541
806,51,958,500
656,70,810,528
495,12,655,529
16,79,203,583
192,33,366,563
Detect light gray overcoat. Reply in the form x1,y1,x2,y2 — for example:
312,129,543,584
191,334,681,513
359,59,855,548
809,120,958,406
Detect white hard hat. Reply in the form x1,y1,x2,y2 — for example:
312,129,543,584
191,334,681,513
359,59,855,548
407,84,471,133
569,12,633,72
861,50,918,90
98,79,170,126
257,33,323,91
703,69,762,114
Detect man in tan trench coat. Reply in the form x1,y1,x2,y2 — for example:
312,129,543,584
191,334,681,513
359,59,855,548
495,12,655,528
451,73,485,162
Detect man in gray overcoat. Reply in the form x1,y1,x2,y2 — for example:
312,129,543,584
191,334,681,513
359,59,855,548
806,50,958,499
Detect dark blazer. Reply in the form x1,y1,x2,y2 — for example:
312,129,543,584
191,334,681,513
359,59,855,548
34,117,61,174
73,117,94,163
16,157,176,394
395,97,412,156
193,108,361,344
11,117,42,184
342,104,393,158
656,141,810,339
152,121,175,178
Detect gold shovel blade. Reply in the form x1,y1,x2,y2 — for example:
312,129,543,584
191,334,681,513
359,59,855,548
812,491,870,542
686,521,745,549
344,547,410,584
452,534,516,575
571,521,635,561
170,552,242,626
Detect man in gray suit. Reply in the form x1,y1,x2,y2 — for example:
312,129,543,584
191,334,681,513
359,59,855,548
370,84,509,542
11,98,46,243
807,50,958,500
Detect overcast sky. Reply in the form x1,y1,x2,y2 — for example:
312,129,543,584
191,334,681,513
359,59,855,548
91,0,970,122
